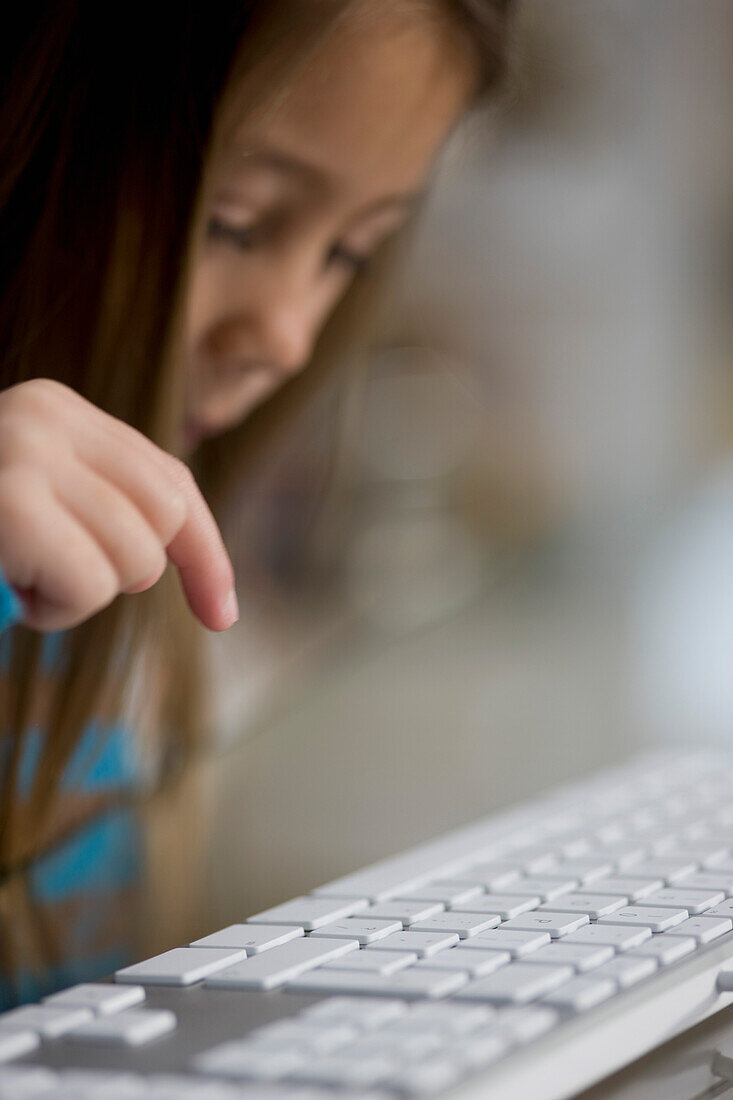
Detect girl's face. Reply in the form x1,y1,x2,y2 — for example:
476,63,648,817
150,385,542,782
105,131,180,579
182,7,476,453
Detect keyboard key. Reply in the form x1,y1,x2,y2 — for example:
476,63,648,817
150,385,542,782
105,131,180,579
597,906,689,932
301,997,409,1027
397,882,484,907
43,983,145,1015
501,912,590,938
594,955,658,988
546,860,614,884
501,877,577,901
340,1031,446,1061
368,931,459,957
624,859,698,883
564,924,652,951
396,1001,495,1034
65,1008,176,1046
643,888,724,914
494,1005,559,1043
669,843,729,867
190,924,304,952
204,937,358,990
591,875,663,900
309,918,402,944
537,893,627,919
451,863,522,891
0,1005,93,1038
386,1057,467,1094
670,915,733,943
195,1041,308,1080
511,846,561,873
633,827,678,854
30,1084,133,1100
247,896,368,930
364,900,445,925
414,946,510,977
409,913,500,938
246,1018,358,1054
54,1070,147,1097
706,900,733,919
454,962,574,1004
704,857,733,873
144,1074,237,1097
464,929,551,956
679,872,733,896
629,935,696,965
116,947,248,986
530,942,614,972
0,1028,39,1063
542,976,617,1011
323,950,417,974
589,842,648,868
445,1032,509,1070
452,895,541,920
558,835,598,858
0,1066,58,1093
287,968,468,999
287,1055,398,1088
314,861,469,905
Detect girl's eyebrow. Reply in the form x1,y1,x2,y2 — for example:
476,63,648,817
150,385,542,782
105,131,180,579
235,146,423,216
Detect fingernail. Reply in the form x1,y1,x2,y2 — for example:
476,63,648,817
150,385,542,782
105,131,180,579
221,588,239,628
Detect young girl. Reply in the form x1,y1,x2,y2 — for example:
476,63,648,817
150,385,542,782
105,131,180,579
0,0,513,1006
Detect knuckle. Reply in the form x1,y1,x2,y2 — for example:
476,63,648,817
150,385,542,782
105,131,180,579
161,483,188,538
0,466,42,523
84,558,119,612
0,381,76,466
111,517,166,592
0,378,71,420
24,378,70,401
25,378,77,409
167,454,196,491
0,414,58,466
62,546,119,621
137,540,167,585
157,457,193,534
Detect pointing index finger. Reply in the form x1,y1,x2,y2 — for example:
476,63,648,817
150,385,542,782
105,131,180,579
164,462,238,631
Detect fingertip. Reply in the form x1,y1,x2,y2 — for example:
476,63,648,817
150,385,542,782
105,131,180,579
198,586,239,632
217,588,239,631
178,570,239,632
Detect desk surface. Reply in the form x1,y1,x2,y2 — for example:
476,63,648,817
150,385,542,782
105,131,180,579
576,1003,733,1099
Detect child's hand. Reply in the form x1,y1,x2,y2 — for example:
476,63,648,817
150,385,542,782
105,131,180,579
0,379,237,632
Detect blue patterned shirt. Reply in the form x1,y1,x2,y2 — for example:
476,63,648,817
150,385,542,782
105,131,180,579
0,569,143,1008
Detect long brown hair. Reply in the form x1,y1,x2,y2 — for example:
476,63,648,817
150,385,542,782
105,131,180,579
0,0,513,963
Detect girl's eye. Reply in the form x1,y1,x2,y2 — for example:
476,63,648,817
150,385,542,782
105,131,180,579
206,215,256,250
207,214,372,274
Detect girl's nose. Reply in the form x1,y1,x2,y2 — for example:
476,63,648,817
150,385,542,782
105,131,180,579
253,293,317,377
216,258,326,380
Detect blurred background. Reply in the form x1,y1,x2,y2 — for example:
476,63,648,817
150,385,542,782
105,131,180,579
199,0,733,932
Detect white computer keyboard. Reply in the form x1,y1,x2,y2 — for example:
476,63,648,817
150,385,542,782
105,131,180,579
2,749,733,1099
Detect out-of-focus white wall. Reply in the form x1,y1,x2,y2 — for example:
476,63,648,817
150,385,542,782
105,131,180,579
203,0,733,925
394,0,732,551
